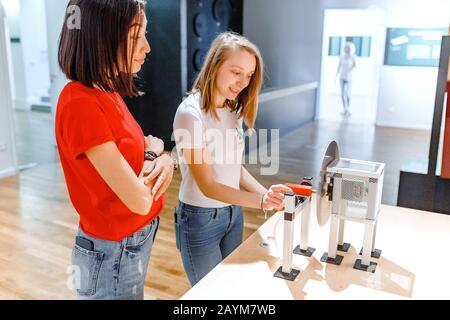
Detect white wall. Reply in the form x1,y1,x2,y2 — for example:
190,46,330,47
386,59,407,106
375,0,450,129
0,3,18,178
1,0,27,110
44,0,68,143
19,0,51,109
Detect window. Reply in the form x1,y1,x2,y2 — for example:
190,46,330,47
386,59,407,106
328,36,372,57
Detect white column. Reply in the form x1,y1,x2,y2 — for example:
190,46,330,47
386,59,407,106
44,0,68,144
0,3,18,178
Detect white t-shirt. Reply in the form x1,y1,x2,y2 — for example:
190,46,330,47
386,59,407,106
173,92,245,208
338,55,356,81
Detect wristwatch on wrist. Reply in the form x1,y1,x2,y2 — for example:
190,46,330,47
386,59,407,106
144,150,158,161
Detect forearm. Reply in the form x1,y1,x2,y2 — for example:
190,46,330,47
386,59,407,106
202,181,262,209
240,166,267,195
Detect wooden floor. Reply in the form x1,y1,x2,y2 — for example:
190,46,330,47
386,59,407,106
0,110,430,299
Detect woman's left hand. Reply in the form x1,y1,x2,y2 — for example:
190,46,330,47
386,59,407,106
144,153,174,201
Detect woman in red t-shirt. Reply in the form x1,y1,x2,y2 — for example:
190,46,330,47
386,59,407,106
55,0,173,300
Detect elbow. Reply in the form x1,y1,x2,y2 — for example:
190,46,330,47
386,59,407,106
199,182,217,200
129,195,153,216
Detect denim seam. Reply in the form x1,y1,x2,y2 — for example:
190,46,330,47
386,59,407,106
184,214,200,284
114,242,125,300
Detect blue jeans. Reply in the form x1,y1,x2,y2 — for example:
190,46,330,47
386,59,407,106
340,79,351,111
174,201,244,286
71,217,159,300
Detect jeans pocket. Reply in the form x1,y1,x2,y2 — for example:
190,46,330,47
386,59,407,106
186,209,217,231
125,219,157,253
72,244,105,297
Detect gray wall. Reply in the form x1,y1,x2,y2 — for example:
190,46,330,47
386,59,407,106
243,0,324,88
243,0,323,135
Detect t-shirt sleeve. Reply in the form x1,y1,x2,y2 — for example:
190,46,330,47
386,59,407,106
173,106,205,150
60,98,115,159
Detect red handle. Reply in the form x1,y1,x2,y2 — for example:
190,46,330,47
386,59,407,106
285,183,312,197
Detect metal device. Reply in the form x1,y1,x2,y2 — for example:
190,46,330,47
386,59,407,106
318,141,385,273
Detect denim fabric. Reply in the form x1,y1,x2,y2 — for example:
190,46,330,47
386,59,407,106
340,79,351,111
174,201,243,286
71,216,159,300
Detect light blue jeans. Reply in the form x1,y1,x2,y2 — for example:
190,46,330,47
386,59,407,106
174,201,243,286
71,216,159,300
340,79,351,111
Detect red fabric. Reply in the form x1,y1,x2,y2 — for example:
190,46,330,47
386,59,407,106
442,82,450,178
55,81,165,241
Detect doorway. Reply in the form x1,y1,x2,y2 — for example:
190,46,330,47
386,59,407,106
318,9,386,125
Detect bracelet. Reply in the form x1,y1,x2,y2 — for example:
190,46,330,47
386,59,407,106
261,192,269,219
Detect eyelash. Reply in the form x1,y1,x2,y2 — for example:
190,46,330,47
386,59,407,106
233,71,252,79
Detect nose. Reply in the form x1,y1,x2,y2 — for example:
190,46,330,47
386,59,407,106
143,38,151,55
237,75,248,89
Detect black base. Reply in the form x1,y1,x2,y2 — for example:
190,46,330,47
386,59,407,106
337,242,351,252
320,253,344,265
273,266,300,281
359,248,382,259
293,245,315,257
353,259,377,273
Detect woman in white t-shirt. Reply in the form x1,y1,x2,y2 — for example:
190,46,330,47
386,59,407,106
173,32,291,286
336,41,356,116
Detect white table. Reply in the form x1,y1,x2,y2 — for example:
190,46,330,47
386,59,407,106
182,199,450,300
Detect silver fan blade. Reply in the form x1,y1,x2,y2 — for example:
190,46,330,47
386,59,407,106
317,141,339,226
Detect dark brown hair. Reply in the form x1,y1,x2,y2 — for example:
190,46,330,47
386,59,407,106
58,0,146,97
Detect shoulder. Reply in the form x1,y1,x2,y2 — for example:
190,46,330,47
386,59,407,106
57,82,105,119
175,93,203,120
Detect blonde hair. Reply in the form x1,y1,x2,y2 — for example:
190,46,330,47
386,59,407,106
191,32,263,129
344,41,356,56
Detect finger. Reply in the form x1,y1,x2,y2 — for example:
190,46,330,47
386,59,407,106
152,174,165,196
267,190,285,202
271,185,293,193
267,197,284,208
155,177,171,201
143,162,156,176
264,199,279,210
146,165,163,181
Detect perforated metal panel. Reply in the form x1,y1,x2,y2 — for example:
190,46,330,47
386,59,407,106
341,179,366,203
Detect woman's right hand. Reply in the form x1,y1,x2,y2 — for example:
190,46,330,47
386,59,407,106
145,135,164,156
262,184,292,211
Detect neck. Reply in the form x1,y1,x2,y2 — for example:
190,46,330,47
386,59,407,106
214,92,226,109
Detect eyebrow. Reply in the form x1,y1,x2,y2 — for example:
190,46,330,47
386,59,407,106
230,65,255,73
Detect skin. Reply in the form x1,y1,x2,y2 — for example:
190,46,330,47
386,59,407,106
182,48,291,210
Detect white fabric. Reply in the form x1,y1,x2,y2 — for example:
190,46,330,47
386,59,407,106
173,92,245,208
338,56,356,81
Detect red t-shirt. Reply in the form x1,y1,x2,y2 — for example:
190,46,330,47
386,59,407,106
55,81,165,241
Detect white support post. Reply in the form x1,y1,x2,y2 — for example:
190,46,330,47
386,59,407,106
362,220,375,266
327,214,339,259
299,197,310,251
282,193,295,274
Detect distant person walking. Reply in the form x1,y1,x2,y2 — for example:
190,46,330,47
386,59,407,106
336,41,356,116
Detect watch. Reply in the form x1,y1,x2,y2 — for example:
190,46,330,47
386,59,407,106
144,150,158,161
